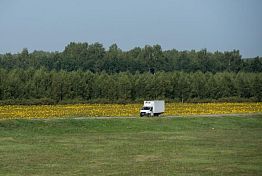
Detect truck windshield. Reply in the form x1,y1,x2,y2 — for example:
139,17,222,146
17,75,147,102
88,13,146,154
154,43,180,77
141,107,152,110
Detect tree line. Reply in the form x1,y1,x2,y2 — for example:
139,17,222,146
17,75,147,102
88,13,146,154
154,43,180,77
0,68,261,104
0,42,261,73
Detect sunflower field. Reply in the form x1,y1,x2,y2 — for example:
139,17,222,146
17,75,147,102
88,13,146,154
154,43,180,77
0,102,261,120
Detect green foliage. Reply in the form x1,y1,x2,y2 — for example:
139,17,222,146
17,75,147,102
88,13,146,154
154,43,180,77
0,69,261,104
0,42,261,104
0,43,261,73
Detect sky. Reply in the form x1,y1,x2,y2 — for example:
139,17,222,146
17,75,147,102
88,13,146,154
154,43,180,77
0,0,261,58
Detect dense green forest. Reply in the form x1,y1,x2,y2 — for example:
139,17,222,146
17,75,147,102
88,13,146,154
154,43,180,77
0,69,261,104
0,42,261,104
0,42,262,73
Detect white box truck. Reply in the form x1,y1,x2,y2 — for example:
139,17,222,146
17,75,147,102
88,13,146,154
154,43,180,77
140,100,165,117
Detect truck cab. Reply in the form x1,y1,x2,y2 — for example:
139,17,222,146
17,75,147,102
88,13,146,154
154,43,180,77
140,106,153,117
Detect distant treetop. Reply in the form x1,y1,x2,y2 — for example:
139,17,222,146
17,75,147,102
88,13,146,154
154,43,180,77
0,42,261,73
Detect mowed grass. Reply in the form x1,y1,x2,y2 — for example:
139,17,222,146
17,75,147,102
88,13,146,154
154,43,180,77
0,116,262,175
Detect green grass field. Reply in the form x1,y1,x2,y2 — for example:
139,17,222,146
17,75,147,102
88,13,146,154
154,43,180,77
0,116,262,175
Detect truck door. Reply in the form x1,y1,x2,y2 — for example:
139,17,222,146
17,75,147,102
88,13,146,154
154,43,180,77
150,107,153,116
